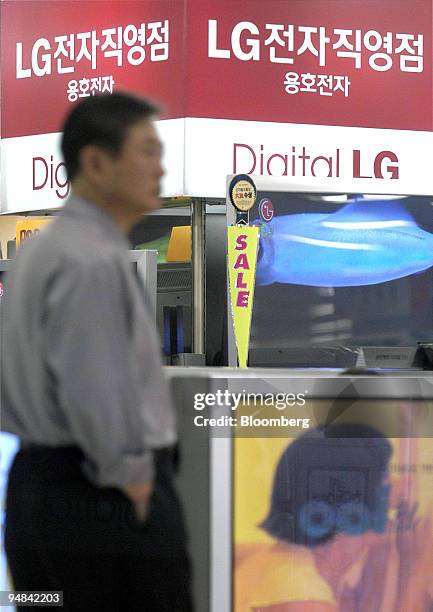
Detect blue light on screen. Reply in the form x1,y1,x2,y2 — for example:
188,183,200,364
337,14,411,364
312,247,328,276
255,199,433,287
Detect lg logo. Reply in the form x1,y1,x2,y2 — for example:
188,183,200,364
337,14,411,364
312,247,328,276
233,143,400,181
353,150,399,180
259,199,274,222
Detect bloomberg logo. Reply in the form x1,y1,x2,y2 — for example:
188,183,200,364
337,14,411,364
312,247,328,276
233,143,399,181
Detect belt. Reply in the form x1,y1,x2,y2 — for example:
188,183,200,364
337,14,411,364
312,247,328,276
20,444,179,477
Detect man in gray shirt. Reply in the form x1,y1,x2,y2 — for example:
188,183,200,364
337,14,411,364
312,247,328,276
2,93,192,611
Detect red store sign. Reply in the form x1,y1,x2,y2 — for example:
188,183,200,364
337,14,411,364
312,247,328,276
1,0,432,138
1,0,186,139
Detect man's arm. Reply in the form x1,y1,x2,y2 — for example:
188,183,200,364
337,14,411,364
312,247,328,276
43,257,154,513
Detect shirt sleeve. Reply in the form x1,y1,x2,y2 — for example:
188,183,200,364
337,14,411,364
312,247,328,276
42,257,155,488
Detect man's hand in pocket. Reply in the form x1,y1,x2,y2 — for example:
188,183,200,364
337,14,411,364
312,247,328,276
123,481,154,521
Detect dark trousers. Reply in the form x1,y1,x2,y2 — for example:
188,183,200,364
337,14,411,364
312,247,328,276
5,446,193,611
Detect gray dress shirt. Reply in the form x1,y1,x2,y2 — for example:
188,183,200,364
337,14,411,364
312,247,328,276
1,195,176,487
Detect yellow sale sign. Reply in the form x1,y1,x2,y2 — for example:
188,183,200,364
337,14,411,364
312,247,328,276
227,225,259,368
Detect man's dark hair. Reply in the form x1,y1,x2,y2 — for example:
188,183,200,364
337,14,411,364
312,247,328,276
61,92,159,181
260,423,392,547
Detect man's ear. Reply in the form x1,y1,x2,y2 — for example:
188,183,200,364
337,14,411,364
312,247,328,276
78,145,112,184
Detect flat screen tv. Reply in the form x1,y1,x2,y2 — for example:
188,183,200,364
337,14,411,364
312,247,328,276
237,191,433,363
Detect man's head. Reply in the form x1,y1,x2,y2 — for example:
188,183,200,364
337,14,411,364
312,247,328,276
61,92,164,222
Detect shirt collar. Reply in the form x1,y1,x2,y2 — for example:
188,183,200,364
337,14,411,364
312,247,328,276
62,193,131,250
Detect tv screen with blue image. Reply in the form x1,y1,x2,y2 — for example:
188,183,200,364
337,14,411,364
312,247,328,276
249,192,433,353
